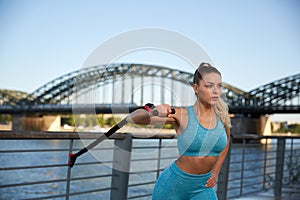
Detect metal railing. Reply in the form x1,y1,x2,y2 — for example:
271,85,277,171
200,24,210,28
0,131,300,200
226,134,300,200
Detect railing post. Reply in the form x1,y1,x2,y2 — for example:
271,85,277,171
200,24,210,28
263,138,268,190
217,136,232,200
274,138,285,199
240,139,246,195
110,134,132,200
66,139,74,200
156,139,162,179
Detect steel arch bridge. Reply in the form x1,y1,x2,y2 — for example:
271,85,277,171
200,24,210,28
0,63,299,114
0,90,28,106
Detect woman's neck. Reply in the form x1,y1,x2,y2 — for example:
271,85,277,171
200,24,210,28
193,101,214,117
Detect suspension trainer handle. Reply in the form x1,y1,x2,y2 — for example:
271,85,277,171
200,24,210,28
144,103,175,116
68,104,175,168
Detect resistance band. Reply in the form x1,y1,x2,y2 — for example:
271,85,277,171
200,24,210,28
68,103,175,168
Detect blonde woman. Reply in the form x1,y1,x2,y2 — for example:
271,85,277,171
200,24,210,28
127,63,231,200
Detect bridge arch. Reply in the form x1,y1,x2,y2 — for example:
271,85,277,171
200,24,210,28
1,63,299,111
247,73,300,106
0,90,28,106
21,63,247,107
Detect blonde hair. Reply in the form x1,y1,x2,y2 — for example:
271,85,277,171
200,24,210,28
214,98,231,129
194,63,231,129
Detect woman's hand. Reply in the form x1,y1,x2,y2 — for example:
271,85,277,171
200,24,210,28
205,173,218,188
155,104,174,117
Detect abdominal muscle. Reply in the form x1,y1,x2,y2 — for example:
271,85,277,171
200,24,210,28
176,155,218,174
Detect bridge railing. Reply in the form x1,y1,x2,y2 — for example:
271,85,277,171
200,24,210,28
0,131,299,200
227,134,300,199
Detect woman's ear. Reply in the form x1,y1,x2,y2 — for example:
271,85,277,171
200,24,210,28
193,84,198,95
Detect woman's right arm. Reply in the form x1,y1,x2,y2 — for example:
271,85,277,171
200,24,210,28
126,104,177,125
126,109,152,124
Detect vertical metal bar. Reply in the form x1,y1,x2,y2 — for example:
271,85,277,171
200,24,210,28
263,137,268,190
171,75,174,106
141,75,144,106
288,138,294,183
240,139,246,196
103,71,107,103
156,139,162,179
160,70,165,103
66,139,73,200
151,76,154,103
102,82,106,103
131,69,134,104
112,72,115,103
121,64,125,104
110,134,133,200
274,138,285,198
217,136,232,200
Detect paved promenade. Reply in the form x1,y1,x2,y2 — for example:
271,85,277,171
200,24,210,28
234,189,300,200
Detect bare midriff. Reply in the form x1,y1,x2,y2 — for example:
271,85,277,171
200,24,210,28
176,156,218,174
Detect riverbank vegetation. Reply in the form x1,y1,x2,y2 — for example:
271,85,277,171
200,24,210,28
276,123,300,134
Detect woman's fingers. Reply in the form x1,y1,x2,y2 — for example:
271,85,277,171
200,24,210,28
155,104,171,116
205,174,217,188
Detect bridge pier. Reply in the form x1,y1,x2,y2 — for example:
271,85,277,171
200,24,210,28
12,114,24,132
42,115,61,131
231,114,272,138
231,115,259,135
259,115,272,143
12,114,61,131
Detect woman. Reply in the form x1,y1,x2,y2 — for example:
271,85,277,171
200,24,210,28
127,63,231,200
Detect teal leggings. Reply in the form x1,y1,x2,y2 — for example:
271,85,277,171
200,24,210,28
152,162,218,200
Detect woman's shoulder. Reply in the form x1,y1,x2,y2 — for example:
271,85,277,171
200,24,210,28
174,107,188,115
171,107,189,124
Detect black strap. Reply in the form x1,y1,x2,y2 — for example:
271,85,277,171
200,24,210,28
68,104,156,167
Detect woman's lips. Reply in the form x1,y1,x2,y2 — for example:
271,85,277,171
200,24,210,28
211,97,219,101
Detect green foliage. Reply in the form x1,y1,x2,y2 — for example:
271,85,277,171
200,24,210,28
63,115,93,127
163,124,174,129
277,123,300,134
0,114,11,124
97,116,105,126
105,117,122,126
61,114,123,127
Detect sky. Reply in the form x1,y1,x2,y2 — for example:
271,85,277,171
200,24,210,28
0,0,299,121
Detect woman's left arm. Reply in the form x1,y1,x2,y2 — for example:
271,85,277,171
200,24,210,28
206,128,231,188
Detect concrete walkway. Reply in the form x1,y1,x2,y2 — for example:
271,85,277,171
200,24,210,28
232,190,300,200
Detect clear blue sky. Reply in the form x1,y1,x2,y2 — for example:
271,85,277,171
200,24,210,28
1,0,299,92
0,0,299,119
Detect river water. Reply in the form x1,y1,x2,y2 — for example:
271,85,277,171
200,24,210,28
0,138,299,200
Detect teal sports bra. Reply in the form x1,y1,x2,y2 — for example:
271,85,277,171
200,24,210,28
177,106,227,157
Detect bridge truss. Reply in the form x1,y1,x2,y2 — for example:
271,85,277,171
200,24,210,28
0,64,299,114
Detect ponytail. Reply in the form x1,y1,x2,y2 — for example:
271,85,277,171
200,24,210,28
214,98,231,129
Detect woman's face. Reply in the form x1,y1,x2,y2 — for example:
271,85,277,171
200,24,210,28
193,72,223,106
